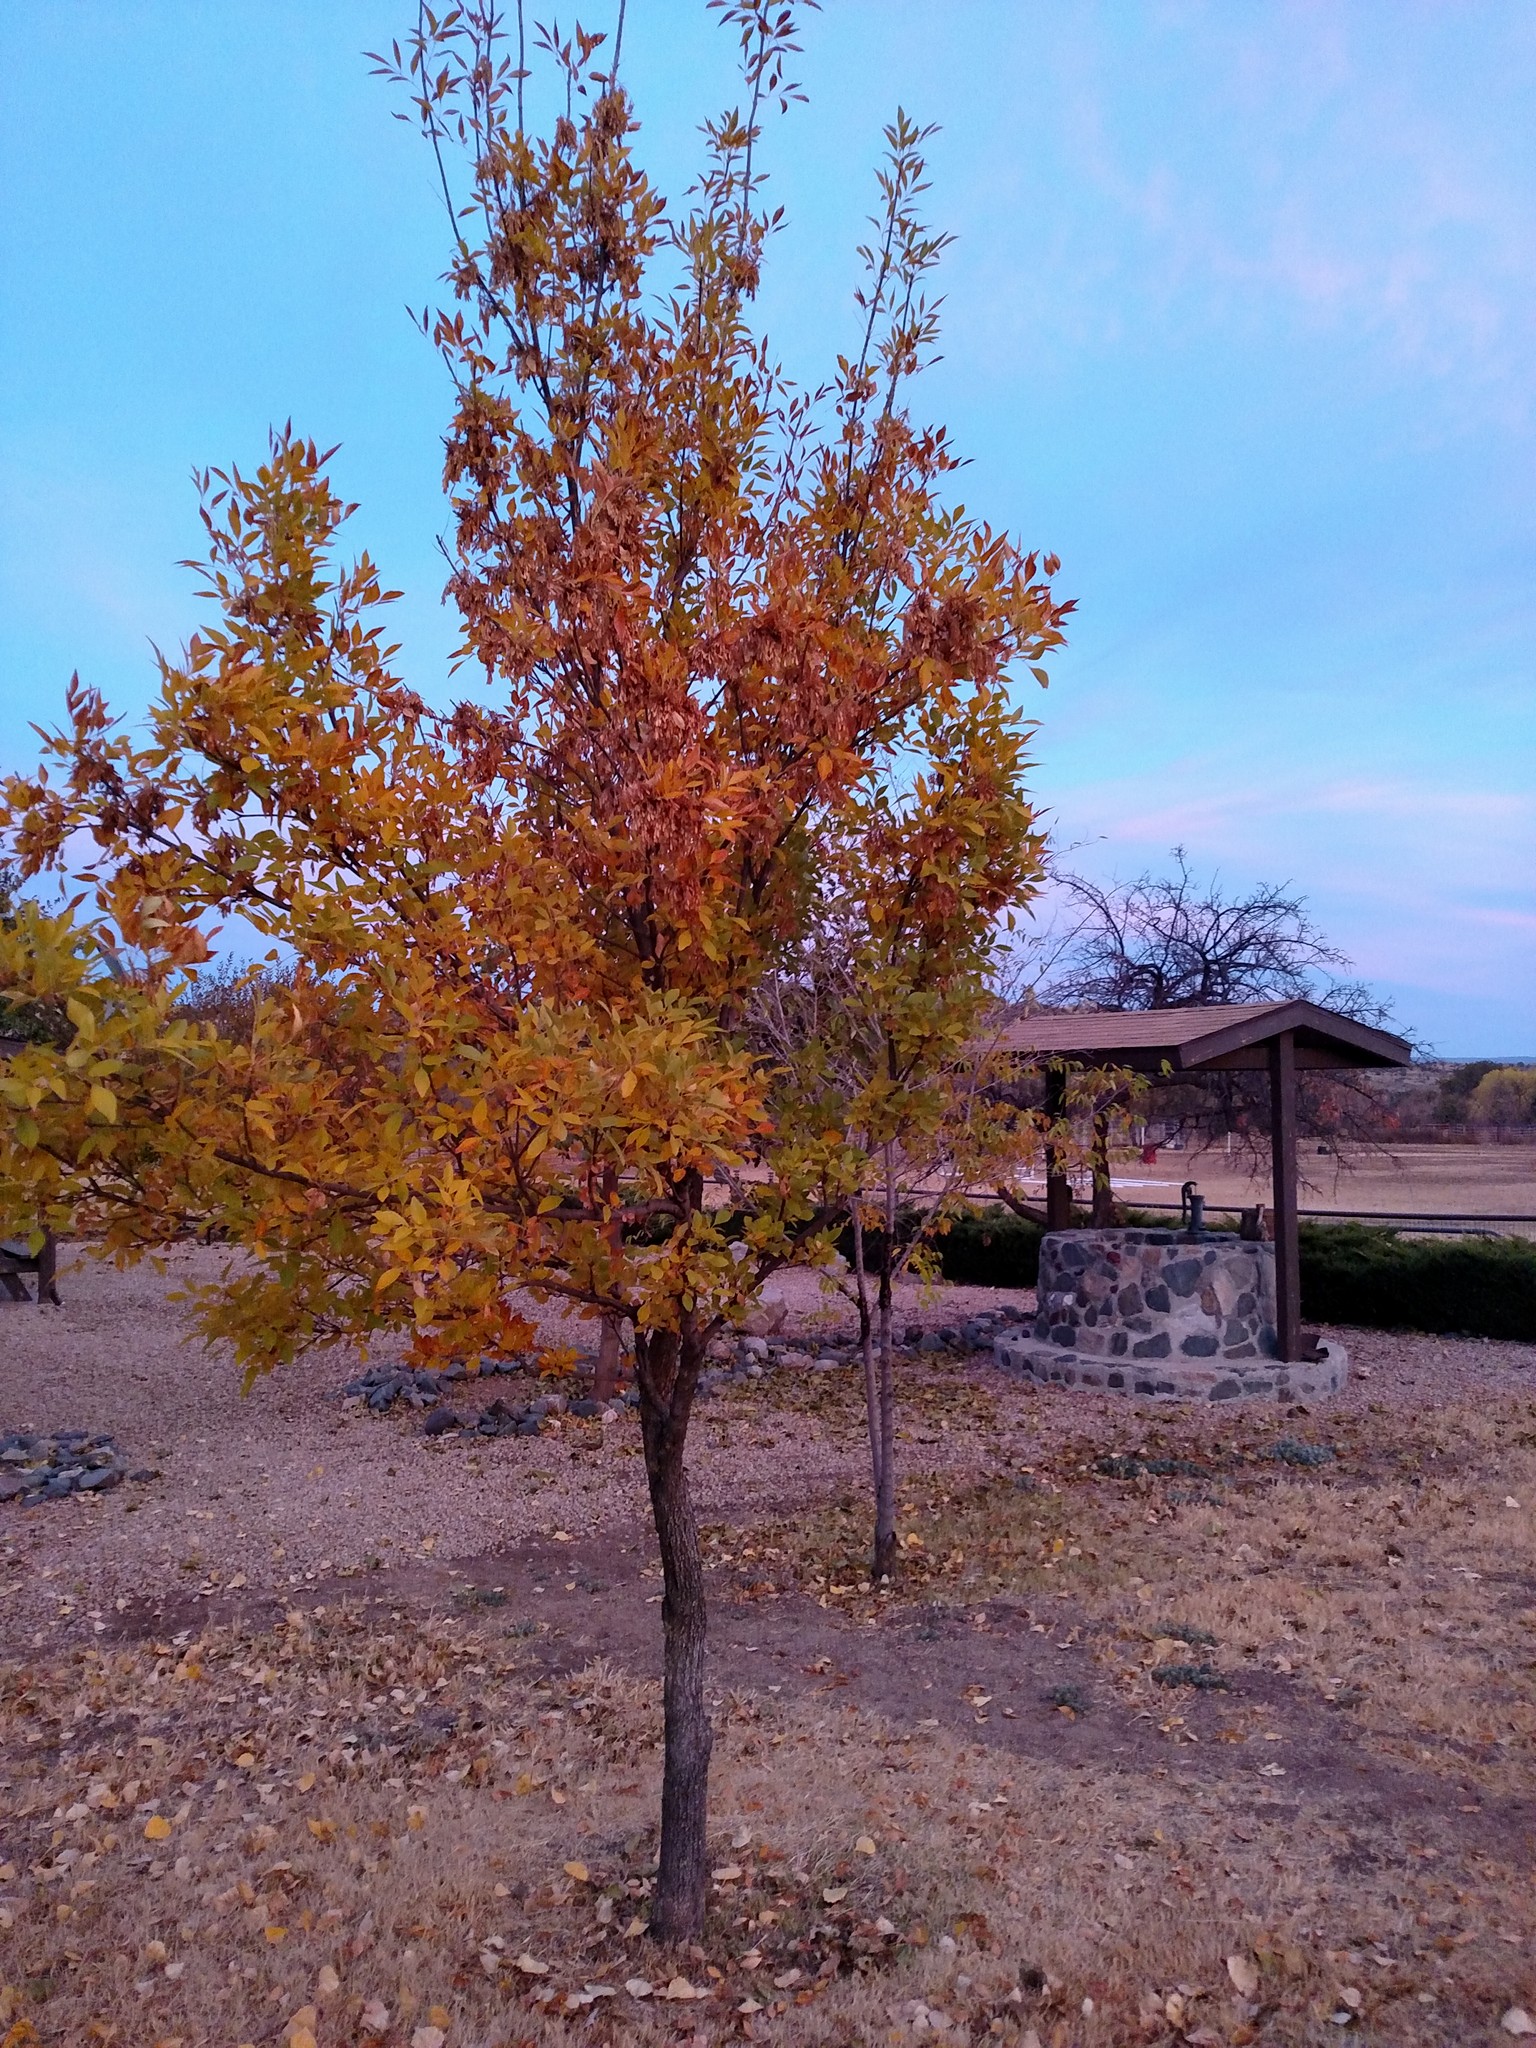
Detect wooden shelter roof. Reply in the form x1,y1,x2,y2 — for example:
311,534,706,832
995,999,1412,1074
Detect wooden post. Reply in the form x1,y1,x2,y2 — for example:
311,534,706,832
1267,1029,1301,1362
1045,1065,1072,1231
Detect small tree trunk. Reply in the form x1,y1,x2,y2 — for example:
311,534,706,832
593,1314,622,1401
1090,1111,1116,1226
850,1200,883,1530
637,1323,712,1944
872,1148,898,1581
593,1194,623,1400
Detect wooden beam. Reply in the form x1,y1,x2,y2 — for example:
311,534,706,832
1268,1029,1302,1362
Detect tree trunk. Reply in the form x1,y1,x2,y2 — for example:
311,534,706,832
593,1191,623,1401
593,1313,622,1401
1090,1111,1116,1226
636,1323,712,1943
872,1148,898,1582
851,1202,882,1530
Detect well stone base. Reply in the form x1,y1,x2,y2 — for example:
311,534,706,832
993,1331,1348,1402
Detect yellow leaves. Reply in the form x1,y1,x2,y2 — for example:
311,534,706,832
282,2008,318,2048
563,1860,589,1882
619,1070,637,1099
306,1818,336,1844
142,1814,173,1841
65,995,95,1040
264,1924,288,1944
406,1805,428,1831
514,1953,549,1976
855,1835,878,1856
87,1083,117,1123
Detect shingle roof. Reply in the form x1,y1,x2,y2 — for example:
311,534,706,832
994,999,1412,1073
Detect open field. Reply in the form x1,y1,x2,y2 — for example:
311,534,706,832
1013,1142,1536,1236
3,1255,1536,2045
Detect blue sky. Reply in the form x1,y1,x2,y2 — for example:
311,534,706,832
2,2,1532,1054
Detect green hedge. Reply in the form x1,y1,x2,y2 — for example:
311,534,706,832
835,1207,1046,1289
857,1204,1536,1342
1296,1222,1536,1342
932,1208,1044,1288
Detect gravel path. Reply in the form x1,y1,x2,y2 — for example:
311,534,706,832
2,1246,1532,1641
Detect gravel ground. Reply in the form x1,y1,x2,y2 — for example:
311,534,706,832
2,1246,1532,1639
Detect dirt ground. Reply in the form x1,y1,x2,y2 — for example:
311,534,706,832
3,1253,1536,2046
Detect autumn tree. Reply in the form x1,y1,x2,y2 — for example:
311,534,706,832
0,2,1069,1939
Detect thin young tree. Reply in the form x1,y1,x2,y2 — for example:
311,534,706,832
748,689,1049,1578
0,3,1069,1939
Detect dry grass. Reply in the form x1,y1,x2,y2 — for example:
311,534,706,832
5,1268,1536,2045
770,1388,1536,1801
3,1591,1534,2048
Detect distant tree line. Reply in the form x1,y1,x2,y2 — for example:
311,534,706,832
1437,1060,1536,1126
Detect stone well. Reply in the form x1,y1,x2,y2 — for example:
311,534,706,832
994,1227,1347,1402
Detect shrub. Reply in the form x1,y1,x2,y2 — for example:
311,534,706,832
834,1205,1044,1288
1298,1222,1536,1342
933,1208,1044,1288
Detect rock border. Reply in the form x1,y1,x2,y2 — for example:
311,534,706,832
992,1332,1349,1403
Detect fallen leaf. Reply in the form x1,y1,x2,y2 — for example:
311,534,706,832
410,2031,446,2048
625,1979,654,1999
774,1969,803,1990
407,1806,428,1831
265,1926,288,1944
297,1771,317,1792
855,1835,877,1855
1226,1953,1260,1999
731,1826,753,1849
1502,2014,1536,2038
314,1964,340,2000
283,2009,318,2043
713,1865,744,1882
514,1954,549,1977
822,1886,848,1904
738,1998,764,2015
307,1819,335,1844
564,1861,590,1882
143,1816,173,1842
1339,1987,1362,2010
359,2000,390,2035
659,1977,707,2001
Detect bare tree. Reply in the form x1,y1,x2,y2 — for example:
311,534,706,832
1040,847,1388,1022
1028,850,1407,1167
